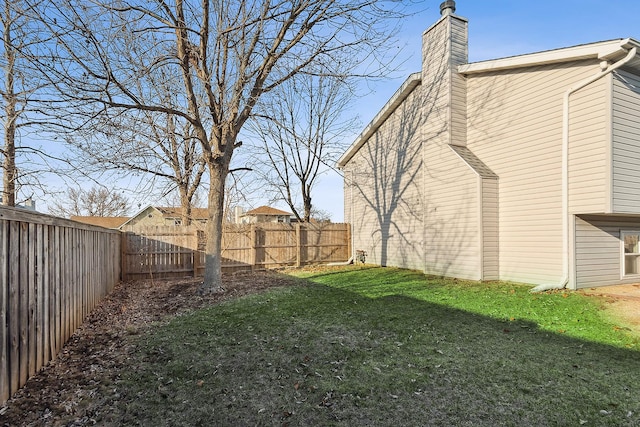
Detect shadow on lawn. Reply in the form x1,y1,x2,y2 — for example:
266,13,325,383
117,273,640,427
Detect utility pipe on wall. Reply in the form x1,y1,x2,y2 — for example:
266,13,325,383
531,44,637,292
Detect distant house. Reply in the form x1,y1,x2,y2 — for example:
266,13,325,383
239,206,292,224
338,1,640,289
71,215,130,229
0,196,37,211
120,205,209,230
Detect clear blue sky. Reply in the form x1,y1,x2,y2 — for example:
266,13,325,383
313,0,640,222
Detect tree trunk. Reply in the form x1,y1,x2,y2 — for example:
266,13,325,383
2,132,16,207
179,187,192,225
2,8,16,207
302,182,312,222
201,162,227,293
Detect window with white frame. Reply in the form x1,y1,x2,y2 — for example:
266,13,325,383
622,231,640,276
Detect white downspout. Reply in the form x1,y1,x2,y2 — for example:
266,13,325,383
531,45,637,292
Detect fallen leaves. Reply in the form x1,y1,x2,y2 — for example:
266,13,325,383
0,272,303,426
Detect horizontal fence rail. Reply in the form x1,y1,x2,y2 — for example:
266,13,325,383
122,223,351,280
0,206,121,405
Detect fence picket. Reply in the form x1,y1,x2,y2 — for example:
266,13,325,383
0,220,8,402
19,222,29,387
28,223,37,378
0,206,120,406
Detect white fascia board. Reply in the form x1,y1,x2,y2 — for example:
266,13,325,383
337,73,421,168
459,39,640,75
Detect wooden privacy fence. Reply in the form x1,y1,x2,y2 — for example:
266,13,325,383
121,226,198,280
122,222,351,280
0,206,121,405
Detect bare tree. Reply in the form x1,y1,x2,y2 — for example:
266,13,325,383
249,67,358,222
62,56,207,224
0,0,43,206
34,0,405,292
0,0,18,206
48,186,129,217
1,0,76,206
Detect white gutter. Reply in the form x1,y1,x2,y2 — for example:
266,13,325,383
531,46,637,292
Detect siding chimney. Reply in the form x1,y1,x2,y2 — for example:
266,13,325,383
422,2,468,146
23,198,36,210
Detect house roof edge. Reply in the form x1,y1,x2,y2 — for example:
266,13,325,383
459,38,640,75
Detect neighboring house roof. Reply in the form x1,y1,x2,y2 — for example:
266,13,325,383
118,205,209,229
155,206,209,221
243,206,292,217
71,215,130,229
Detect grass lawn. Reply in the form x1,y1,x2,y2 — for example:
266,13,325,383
116,266,640,426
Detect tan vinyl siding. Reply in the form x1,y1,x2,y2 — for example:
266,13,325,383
612,70,640,213
449,20,467,64
481,178,499,280
568,76,608,213
421,143,481,280
574,215,640,288
448,144,498,280
467,60,604,285
345,87,424,270
422,18,449,87
449,16,468,147
423,14,467,147
343,170,353,253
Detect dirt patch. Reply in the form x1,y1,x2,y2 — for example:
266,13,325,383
579,284,640,337
0,271,302,427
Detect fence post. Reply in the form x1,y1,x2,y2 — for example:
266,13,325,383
120,232,128,281
295,223,301,267
0,220,8,403
192,230,199,277
346,223,352,261
250,224,256,271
